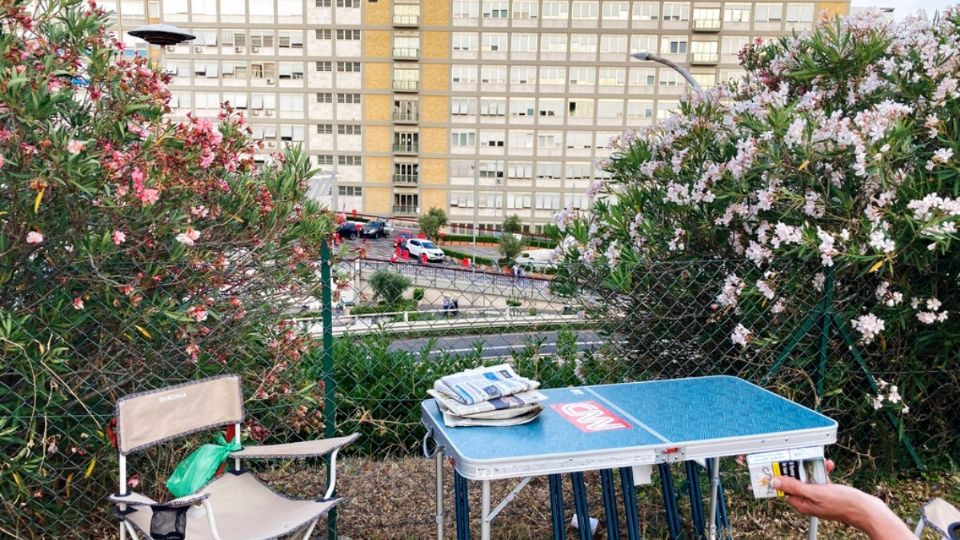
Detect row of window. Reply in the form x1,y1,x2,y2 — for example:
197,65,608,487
451,97,673,120
315,124,363,135
449,129,632,150
159,0,360,18
451,33,747,56
447,64,740,88
323,158,606,180
452,1,815,25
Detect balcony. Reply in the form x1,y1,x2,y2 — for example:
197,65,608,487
393,14,419,26
393,142,419,154
393,47,420,60
393,80,419,92
393,111,420,123
393,205,418,215
693,19,721,32
393,173,419,184
690,52,719,65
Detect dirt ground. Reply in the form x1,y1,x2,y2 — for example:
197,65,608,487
263,456,960,539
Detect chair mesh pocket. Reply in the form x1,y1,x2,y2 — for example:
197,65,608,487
149,504,188,540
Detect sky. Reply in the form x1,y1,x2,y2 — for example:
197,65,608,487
851,0,956,19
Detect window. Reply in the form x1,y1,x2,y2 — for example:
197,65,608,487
338,186,362,196
511,66,536,85
541,34,567,53
317,124,334,134
509,131,535,148
724,3,750,22
662,36,688,54
338,93,361,103
661,2,689,21
222,62,245,78
659,68,681,87
755,3,782,22
452,65,478,83
631,35,657,54
453,33,479,51
317,92,333,103
453,0,479,18
597,100,623,119
480,65,507,84
277,0,302,17
451,130,477,147
512,33,538,53
479,130,505,147
278,62,304,79
316,154,334,165
510,98,536,116
512,1,538,19
338,155,362,166
316,61,332,71
338,124,362,135
602,2,629,20
786,3,814,23
693,7,720,21
571,1,598,20
630,67,656,87
509,163,533,178
279,94,303,112
538,98,564,116
541,1,568,19
337,29,361,40
316,29,332,39
692,72,717,87
722,36,749,55
337,61,361,72
482,0,508,18
598,67,626,86
282,125,304,142
570,34,597,53
537,162,562,179
632,1,658,21
600,35,627,54
250,31,274,48
480,98,507,116
316,0,332,6
539,67,566,85
451,98,477,115
336,0,360,7
278,31,303,48
568,99,594,119
569,67,595,86
483,33,508,51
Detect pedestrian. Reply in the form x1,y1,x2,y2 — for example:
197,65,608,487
451,298,459,317
442,295,450,317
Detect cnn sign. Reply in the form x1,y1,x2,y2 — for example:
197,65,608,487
552,401,632,432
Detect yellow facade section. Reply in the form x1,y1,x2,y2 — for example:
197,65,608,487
422,32,450,60
364,157,392,182
364,95,392,121
420,159,448,185
364,63,392,90
421,64,450,91
363,0,391,25
363,31,391,58
364,126,393,153
815,2,850,19
421,96,449,123
420,188,448,214
421,127,449,154
422,0,450,25
364,187,393,215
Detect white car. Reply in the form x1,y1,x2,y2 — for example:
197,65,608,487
515,249,556,270
406,239,445,262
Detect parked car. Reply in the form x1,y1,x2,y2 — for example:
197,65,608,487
336,221,363,240
515,248,556,270
393,231,414,249
361,219,390,239
405,238,446,262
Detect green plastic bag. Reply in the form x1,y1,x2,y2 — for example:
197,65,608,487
166,434,241,498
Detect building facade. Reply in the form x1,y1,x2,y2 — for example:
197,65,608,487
109,0,850,232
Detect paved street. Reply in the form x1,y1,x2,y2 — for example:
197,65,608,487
388,330,605,360
336,223,503,266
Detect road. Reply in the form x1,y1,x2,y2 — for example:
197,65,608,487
388,330,606,360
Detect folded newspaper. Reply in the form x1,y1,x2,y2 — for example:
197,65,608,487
431,364,546,427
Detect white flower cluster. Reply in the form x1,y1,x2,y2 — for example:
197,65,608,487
716,273,744,308
868,379,908,414
851,313,885,344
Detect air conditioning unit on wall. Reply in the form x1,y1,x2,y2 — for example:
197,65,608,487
193,46,203,53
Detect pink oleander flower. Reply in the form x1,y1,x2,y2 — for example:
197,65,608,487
112,230,126,245
731,324,752,348
851,313,885,344
199,151,215,168
26,231,44,244
0,154,4,168
67,140,85,154
185,342,200,361
72,297,84,310
138,188,159,206
175,227,201,246
186,305,209,322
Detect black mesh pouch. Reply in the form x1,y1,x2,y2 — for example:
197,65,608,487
149,504,188,540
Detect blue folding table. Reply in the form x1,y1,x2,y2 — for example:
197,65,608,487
422,375,837,540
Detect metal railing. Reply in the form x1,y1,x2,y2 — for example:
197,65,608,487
392,142,419,153
693,18,721,31
690,52,720,65
393,111,419,122
393,14,419,26
392,204,418,214
393,47,420,59
393,173,419,184
393,80,419,91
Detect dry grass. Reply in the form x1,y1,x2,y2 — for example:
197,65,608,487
262,456,959,539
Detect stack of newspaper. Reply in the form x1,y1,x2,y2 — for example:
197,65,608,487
429,364,547,427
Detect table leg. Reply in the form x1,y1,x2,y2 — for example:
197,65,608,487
570,472,592,540
685,461,706,540
619,467,641,540
549,474,567,540
455,470,470,540
600,469,621,540
436,451,445,540
481,480,491,540
807,458,828,540
658,463,683,540
708,459,720,540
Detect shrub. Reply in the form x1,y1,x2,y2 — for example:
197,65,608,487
552,11,960,468
503,214,523,234
412,287,425,303
368,269,412,306
418,207,448,240
498,234,523,263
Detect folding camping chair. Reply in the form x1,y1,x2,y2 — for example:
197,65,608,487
914,498,960,539
110,374,358,540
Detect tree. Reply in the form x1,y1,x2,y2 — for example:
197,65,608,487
502,214,523,234
553,11,960,466
418,207,447,240
369,269,412,306
0,1,333,532
499,234,523,263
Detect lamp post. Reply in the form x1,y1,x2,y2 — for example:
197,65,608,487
128,24,195,45
631,52,701,91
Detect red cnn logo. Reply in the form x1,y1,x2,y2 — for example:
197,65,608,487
552,401,632,432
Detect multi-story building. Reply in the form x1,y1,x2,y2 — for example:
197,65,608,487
109,0,850,232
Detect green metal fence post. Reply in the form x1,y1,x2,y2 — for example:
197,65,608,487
321,240,338,539
816,268,835,399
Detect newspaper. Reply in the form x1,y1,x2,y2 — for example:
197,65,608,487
435,364,540,405
428,388,547,418
441,407,543,427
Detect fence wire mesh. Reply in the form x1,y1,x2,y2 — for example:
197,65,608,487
2,235,957,538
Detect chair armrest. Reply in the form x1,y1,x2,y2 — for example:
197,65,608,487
162,492,211,508
109,491,157,506
229,433,359,460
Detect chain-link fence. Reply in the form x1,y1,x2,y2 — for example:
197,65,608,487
3,242,956,537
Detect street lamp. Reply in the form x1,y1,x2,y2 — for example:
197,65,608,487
128,24,195,46
631,52,701,91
